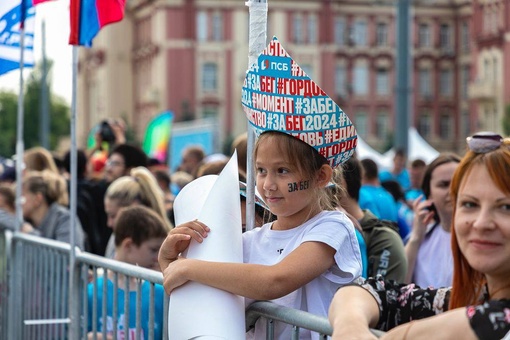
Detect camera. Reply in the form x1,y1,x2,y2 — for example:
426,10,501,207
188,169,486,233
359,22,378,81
99,121,116,143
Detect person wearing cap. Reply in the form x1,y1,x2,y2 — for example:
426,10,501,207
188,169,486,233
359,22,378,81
159,38,362,340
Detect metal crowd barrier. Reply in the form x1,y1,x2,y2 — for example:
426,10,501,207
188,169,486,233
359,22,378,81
0,230,382,339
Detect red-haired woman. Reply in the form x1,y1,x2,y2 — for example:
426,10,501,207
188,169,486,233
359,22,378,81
329,132,510,340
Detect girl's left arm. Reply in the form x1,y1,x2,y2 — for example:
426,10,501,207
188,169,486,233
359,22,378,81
162,241,336,300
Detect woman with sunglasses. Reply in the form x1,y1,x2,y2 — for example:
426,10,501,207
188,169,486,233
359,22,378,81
328,132,510,340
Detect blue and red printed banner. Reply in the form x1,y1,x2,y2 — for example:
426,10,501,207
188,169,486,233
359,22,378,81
241,37,357,168
69,0,125,47
0,0,35,76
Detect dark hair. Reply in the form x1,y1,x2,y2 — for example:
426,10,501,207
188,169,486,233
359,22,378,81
381,180,405,202
394,148,406,159
411,158,426,169
153,169,171,188
341,157,362,202
421,152,462,199
114,206,168,247
110,144,148,169
360,158,379,180
63,149,87,179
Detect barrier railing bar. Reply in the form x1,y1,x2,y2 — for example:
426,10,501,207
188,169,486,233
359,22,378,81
24,318,70,325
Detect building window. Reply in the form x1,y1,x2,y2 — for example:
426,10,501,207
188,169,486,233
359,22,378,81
439,24,451,50
335,65,346,96
334,17,346,45
376,111,389,139
307,14,317,44
353,19,367,46
301,64,313,79
376,69,389,96
418,23,430,47
461,65,470,100
418,113,431,138
197,11,207,42
376,23,388,47
439,114,452,139
293,14,304,44
461,22,470,53
202,63,217,91
355,111,368,138
203,105,218,118
419,68,432,97
212,12,223,41
353,64,368,95
439,69,453,96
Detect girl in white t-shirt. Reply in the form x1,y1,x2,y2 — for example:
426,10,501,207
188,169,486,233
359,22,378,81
158,131,362,339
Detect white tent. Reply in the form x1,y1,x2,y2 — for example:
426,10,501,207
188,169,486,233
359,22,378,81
383,127,440,165
356,137,392,170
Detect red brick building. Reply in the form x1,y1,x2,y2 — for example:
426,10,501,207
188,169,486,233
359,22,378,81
77,0,510,154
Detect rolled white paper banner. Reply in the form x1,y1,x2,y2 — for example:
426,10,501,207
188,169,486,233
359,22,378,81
168,152,245,339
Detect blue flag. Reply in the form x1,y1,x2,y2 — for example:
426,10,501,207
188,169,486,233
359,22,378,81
0,0,35,76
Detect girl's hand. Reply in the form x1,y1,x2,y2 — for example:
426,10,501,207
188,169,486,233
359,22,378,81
158,220,210,272
162,257,191,295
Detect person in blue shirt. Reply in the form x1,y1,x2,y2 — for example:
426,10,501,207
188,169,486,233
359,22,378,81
359,159,398,222
87,206,168,340
379,149,410,191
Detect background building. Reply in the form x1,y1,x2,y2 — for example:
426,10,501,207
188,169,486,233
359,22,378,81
76,0,510,155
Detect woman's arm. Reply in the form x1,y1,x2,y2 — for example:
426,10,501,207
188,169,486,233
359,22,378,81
162,240,336,300
381,308,476,340
329,285,380,340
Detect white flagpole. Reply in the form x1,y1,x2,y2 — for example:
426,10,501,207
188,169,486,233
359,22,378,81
67,45,79,339
245,0,267,231
14,25,26,233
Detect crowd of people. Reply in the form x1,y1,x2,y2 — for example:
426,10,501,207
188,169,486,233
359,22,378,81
1,116,509,339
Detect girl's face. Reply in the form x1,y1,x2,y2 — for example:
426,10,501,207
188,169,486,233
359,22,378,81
455,164,510,279
255,138,318,229
428,162,458,218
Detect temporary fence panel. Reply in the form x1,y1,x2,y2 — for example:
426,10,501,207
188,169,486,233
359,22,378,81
0,230,383,339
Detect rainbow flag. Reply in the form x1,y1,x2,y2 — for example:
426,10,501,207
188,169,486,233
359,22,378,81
142,111,174,163
69,0,125,47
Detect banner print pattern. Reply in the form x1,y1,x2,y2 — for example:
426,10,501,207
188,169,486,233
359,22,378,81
242,37,357,168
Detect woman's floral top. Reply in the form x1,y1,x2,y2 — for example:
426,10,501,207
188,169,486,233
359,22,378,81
359,276,510,339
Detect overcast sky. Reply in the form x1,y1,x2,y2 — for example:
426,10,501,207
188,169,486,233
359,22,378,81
0,0,72,104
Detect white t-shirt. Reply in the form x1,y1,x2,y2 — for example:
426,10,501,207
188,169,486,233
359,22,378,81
413,223,453,288
243,210,362,340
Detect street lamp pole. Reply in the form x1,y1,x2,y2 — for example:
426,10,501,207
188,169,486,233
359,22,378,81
395,0,411,155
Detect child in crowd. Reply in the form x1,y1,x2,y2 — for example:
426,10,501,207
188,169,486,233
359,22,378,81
159,131,362,339
104,167,172,259
87,205,167,340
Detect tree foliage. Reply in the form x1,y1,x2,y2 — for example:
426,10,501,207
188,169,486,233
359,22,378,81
0,60,70,157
